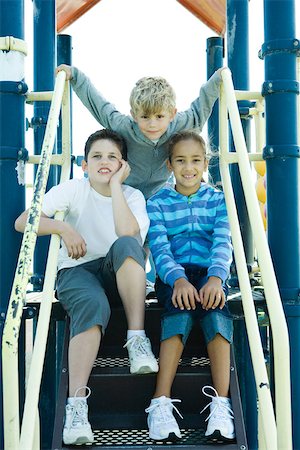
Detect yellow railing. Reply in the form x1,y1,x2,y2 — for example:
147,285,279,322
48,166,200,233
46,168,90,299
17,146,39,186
220,68,292,450
1,70,71,450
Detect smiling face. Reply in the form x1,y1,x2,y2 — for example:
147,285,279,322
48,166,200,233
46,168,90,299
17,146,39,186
167,138,208,196
133,108,176,141
82,139,122,193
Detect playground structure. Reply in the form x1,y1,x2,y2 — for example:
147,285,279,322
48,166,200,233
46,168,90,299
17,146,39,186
1,1,300,449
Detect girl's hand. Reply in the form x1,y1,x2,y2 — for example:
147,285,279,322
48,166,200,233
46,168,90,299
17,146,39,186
172,278,200,311
199,276,225,310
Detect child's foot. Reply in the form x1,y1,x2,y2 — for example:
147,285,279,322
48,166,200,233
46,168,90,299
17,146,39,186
145,395,182,442
63,386,94,445
201,385,235,442
124,335,158,374
146,279,156,299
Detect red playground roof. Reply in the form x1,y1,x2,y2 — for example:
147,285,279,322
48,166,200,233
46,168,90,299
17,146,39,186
56,0,226,35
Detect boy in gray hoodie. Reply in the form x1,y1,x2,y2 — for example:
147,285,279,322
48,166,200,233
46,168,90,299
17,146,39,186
56,65,222,199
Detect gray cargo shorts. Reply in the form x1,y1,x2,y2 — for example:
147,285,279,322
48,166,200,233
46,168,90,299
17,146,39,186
56,236,146,338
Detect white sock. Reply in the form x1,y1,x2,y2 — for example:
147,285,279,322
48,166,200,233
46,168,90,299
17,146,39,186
67,396,87,405
127,329,146,340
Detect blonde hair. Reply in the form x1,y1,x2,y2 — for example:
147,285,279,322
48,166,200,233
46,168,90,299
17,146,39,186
130,76,176,117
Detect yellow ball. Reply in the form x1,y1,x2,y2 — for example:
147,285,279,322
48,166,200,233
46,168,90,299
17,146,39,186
256,176,266,204
259,201,267,230
254,161,266,177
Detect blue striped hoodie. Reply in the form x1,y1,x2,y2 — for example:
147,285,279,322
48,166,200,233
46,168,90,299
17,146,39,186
147,183,232,288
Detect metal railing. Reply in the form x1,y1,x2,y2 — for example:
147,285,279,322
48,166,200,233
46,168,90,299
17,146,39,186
2,70,71,450
220,68,292,450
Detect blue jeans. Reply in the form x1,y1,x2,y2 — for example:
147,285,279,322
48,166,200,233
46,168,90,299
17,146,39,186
155,264,233,345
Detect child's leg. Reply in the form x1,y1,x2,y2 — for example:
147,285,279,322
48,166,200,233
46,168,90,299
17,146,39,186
116,256,145,329
207,333,230,397
104,236,158,374
153,335,184,398
68,325,101,396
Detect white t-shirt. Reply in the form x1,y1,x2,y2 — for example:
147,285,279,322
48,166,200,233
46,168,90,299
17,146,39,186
42,177,149,270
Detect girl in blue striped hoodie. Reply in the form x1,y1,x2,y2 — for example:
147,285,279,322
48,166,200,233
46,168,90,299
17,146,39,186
145,130,235,443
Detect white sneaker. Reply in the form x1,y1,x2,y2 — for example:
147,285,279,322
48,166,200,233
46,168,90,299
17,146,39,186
124,335,158,374
63,386,94,445
146,279,156,298
201,385,235,441
145,396,182,441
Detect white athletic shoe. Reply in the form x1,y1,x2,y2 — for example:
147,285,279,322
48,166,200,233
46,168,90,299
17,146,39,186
146,279,156,298
201,385,235,441
124,335,158,374
145,395,182,442
63,386,94,445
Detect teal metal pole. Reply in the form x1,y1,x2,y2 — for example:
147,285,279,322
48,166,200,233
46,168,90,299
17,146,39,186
0,0,26,446
227,1,258,448
32,0,57,291
206,36,223,187
262,1,300,448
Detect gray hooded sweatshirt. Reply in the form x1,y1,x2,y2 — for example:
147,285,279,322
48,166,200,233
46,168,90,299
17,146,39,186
71,68,221,199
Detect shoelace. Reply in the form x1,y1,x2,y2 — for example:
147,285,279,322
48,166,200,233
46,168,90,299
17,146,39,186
68,386,91,428
145,398,183,421
123,335,152,357
200,385,234,422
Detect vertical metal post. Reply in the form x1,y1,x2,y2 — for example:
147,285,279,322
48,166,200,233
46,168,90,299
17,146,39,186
262,1,300,448
57,34,73,177
32,0,56,291
0,0,26,447
226,1,257,448
227,0,253,266
206,36,224,187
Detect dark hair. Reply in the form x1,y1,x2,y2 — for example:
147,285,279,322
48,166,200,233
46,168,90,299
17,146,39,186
84,129,127,161
168,130,207,161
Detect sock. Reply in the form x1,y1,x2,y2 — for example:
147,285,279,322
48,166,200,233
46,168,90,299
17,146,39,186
67,396,87,405
127,329,146,340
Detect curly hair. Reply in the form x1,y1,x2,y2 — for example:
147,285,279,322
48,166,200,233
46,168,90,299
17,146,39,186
130,76,176,116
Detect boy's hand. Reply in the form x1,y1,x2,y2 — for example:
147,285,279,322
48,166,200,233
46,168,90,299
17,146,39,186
199,276,225,311
60,224,87,259
109,160,131,186
172,278,200,311
56,64,73,80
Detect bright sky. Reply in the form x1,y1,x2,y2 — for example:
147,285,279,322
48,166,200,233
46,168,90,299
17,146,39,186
24,0,271,157
24,0,300,161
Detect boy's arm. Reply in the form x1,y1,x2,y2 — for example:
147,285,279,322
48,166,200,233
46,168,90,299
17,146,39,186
172,69,222,133
57,65,128,131
110,161,142,238
15,210,87,260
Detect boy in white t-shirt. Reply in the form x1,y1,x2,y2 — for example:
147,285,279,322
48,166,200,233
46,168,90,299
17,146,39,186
15,129,158,446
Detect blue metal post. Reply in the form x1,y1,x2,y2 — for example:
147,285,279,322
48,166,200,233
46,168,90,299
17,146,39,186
0,0,26,446
32,0,56,291
227,1,257,448
262,1,300,448
206,37,224,187
57,34,73,177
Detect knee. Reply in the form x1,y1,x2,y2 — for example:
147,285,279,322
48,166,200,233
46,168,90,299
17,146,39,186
113,236,144,259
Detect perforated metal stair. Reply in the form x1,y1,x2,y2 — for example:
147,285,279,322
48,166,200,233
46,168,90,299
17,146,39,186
51,300,247,449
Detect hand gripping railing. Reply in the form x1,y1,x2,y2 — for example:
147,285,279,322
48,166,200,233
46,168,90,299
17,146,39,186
219,69,292,450
2,70,71,450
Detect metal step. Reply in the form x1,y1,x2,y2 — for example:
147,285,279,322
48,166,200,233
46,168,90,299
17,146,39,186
52,301,247,450
59,428,239,449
